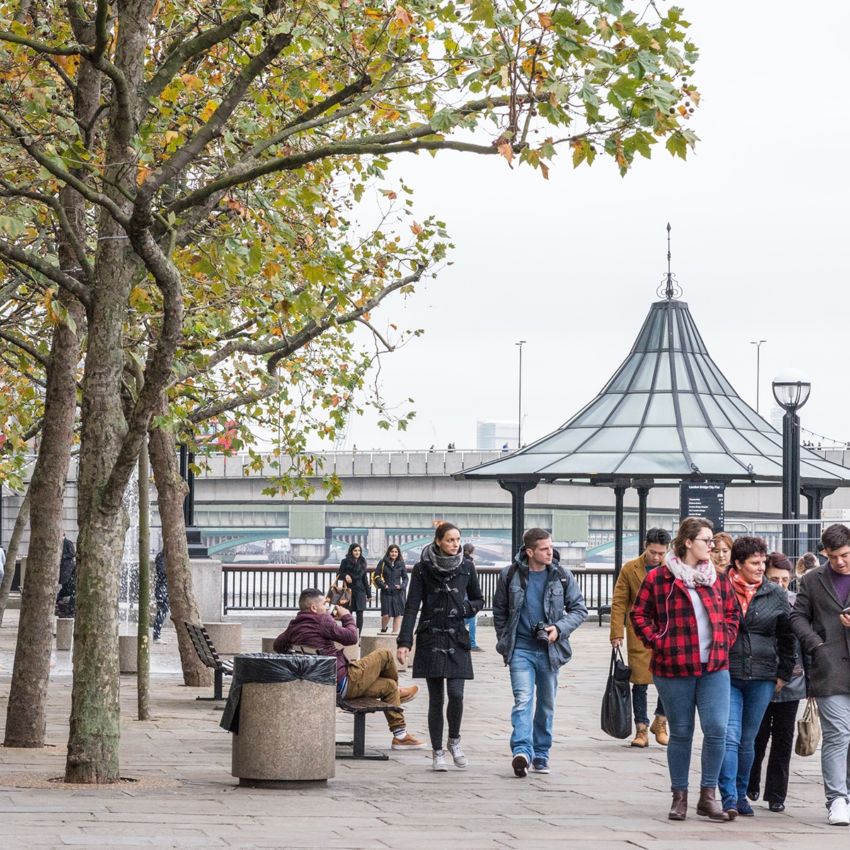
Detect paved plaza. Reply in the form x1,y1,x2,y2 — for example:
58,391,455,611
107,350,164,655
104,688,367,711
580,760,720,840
0,610,844,849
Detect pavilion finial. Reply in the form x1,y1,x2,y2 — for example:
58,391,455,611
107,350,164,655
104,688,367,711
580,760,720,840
656,221,682,300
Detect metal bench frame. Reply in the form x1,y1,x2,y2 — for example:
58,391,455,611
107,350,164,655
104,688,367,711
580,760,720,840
184,622,233,701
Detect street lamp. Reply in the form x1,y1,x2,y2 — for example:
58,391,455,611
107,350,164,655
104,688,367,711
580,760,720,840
516,340,526,449
750,339,766,413
772,369,812,558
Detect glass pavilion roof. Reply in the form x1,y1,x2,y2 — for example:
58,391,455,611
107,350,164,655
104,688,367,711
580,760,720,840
464,299,850,485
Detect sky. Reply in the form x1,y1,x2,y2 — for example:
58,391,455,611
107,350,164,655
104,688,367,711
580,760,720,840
324,2,850,452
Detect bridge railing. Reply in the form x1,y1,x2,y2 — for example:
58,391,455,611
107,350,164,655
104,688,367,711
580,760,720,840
222,564,615,615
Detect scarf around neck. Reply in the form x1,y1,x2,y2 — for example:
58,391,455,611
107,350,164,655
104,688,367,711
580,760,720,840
424,542,463,575
665,551,717,588
728,567,760,616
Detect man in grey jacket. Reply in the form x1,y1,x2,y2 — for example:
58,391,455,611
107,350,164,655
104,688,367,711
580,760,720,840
493,528,587,777
790,523,850,826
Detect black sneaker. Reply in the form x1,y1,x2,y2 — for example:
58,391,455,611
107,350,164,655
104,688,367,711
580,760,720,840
531,758,550,774
512,754,529,778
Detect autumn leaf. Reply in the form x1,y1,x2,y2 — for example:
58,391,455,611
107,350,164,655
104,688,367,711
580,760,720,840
410,222,424,235
394,6,414,27
538,11,552,28
497,141,514,165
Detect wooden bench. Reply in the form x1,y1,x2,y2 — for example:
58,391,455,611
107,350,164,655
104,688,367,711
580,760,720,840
184,622,233,701
288,644,399,761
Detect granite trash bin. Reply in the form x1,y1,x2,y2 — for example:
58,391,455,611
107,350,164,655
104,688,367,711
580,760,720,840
221,653,336,785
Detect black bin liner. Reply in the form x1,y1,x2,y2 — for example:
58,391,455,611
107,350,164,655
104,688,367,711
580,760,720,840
220,653,336,733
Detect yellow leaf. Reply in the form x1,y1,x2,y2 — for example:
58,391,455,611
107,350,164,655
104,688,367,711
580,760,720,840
200,100,219,122
364,8,384,20
497,141,514,164
136,165,152,185
394,5,414,27
181,73,204,91
538,11,553,28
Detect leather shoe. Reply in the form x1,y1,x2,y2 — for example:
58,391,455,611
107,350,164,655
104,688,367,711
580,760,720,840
696,787,732,822
768,801,785,813
668,789,687,821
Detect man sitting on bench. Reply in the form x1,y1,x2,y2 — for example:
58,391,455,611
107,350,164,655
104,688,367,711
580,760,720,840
274,588,425,750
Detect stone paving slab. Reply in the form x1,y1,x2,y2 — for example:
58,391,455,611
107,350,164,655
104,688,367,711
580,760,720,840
0,610,843,848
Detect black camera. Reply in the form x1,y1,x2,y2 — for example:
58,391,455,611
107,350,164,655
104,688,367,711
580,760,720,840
534,621,551,643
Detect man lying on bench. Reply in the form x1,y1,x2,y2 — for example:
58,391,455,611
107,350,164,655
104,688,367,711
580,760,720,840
274,588,425,751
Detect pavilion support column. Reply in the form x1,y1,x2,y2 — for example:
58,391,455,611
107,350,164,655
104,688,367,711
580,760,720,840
636,485,651,550
499,480,538,559
613,484,627,583
803,487,836,556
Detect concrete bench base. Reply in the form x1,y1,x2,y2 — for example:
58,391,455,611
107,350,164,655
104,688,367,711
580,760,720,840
56,618,74,651
359,633,409,670
203,622,242,655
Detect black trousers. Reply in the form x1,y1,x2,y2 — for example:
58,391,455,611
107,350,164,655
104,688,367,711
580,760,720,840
354,609,364,633
748,700,800,804
425,677,465,751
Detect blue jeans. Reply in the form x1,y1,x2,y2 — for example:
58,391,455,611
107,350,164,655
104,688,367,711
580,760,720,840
653,669,730,791
509,647,558,762
719,678,778,808
465,615,478,648
632,684,665,726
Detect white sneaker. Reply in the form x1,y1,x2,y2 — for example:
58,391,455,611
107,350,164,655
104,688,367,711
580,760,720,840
432,750,448,772
447,737,468,769
828,797,850,826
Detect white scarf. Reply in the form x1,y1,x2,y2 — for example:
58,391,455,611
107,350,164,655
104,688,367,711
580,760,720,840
664,550,717,588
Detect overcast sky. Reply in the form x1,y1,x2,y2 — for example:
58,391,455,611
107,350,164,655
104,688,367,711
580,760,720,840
328,2,850,453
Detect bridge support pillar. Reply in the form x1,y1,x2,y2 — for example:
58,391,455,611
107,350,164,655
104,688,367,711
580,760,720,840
367,528,387,560
498,479,538,558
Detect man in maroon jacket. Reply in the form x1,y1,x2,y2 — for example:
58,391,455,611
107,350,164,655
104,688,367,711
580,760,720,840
274,588,425,750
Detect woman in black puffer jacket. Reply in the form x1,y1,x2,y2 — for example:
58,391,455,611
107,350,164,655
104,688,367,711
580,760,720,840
718,536,796,818
397,522,483,772
337,543,371,633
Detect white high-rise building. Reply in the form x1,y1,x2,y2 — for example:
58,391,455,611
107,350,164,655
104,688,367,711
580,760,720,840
476,420,519,451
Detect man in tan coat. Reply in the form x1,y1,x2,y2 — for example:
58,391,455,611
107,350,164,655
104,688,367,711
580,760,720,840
610,528,671,748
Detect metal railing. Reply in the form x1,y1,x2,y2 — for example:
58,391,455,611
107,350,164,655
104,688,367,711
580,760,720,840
222,563,615,615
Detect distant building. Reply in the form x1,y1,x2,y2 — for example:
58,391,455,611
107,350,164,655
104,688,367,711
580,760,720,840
476,420,518,451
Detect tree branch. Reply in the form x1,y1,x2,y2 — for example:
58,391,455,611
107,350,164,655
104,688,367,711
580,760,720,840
0,328,50,367
138,31,292,203
0,238,91,305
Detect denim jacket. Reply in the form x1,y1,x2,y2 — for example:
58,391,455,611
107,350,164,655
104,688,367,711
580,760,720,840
493,550,587,671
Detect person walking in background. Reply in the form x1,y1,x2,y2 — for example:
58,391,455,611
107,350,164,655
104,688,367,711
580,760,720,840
463,543,483,651
337,542,371,634
55,532,76,617
610,528,671,748
374,544,407,634
718,538,796,819
493,528,587,777
630,517,739,823
790,523,850,826
153,550,170,642
711,533,733,574
747,552,806,813
796,552,819,578
397,522,483,772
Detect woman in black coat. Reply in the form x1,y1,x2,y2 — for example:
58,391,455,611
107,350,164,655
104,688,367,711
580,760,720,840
397,522,484,772
337,543,371,633
374,544,408,634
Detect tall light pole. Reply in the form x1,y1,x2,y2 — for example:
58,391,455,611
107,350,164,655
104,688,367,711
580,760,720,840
516,340,526,449
750,339,767,413
772,369,812,559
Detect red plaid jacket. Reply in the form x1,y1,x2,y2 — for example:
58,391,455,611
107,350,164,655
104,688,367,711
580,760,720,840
630,565,739,678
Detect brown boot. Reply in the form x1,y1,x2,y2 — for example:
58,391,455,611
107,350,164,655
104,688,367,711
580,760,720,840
399,685,419,704
669,789,688,821
696,787,732,822
650,715,669,746
630,723,649,748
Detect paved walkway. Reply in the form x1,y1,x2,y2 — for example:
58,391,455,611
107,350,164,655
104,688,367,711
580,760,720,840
0,610,843,849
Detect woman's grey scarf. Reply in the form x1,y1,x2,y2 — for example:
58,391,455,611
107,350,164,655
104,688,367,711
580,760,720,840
423,542,463,575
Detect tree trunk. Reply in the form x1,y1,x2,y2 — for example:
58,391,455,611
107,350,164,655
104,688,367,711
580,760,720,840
0,485,30,626
137,439,151,720
148,419,211,687
4,301,81,747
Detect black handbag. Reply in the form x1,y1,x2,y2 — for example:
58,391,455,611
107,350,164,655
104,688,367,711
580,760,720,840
601,646,633,739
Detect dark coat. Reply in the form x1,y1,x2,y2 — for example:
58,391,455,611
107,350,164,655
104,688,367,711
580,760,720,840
790,565,850,697
397,552,484,679
59,537,76,586
728,578,796,682
374,557,408,617
337,555,371,612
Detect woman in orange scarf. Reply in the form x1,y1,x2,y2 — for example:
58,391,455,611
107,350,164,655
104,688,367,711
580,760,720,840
719,536,796,818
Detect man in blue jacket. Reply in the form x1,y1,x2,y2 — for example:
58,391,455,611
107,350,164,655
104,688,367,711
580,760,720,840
493,528,587,777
